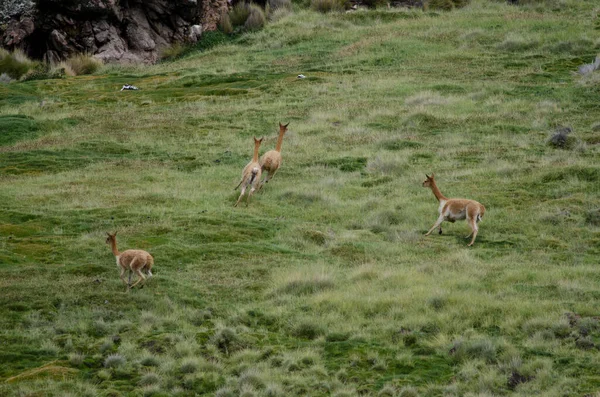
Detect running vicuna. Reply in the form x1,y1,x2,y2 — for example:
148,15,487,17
422,174,486,247
105,232,154,290
234,136,264,207
259,122,289,189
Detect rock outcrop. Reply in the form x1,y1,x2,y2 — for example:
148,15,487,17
1,0,229,63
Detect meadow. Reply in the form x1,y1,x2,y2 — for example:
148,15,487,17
1,0,600,396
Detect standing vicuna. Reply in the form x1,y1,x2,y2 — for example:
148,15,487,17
422,174,486,247
105,232,154,290
259,122,289,189
234,136,264,207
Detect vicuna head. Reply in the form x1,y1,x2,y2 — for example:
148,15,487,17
279,122,290,133
422,173,435,188
254,136,264,145
105,231,117,245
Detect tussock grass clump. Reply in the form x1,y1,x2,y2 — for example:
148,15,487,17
138,353,161,367
267,0,292,20
245,4,267,31
427,0,470,10
497,35,539,52
585,209,600,226
219,9,234,34
290,320,325,339
104,353,126,368
68,352,86,367
398,386,420,397
180,358,200,374
450,338,497,363
277,274,334,295
311,0,345,13
0,48,37,79
160,43,188,61
139,372,160,386
142,384,162,397
210,327,246,354
65,54,102,75
377,384,396,396
229,2,251,27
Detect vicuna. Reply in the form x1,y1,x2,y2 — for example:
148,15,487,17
259,122,289,189
234,136,264,207
422,174,486,247
105,232,154,290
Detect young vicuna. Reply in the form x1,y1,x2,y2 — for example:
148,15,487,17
105,232,154,290
234,136,264,207
259,122,289,189
422,174,486,247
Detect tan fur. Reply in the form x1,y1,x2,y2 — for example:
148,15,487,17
422,174,486,247
234,136,264,207
105,232,154,290
259,122,289,189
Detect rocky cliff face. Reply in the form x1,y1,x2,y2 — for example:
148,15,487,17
1,0,229,63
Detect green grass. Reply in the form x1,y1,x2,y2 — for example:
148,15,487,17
1,0,600,395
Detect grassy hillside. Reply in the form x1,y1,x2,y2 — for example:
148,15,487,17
1,1,600,396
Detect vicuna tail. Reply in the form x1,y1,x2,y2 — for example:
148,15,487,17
249,168,259,184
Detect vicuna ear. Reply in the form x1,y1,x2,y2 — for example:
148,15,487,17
106,232,111,237
431,173,435,178
280,122,290,128
425,174,430,179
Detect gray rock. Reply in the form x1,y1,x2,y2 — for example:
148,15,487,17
0,0,229,64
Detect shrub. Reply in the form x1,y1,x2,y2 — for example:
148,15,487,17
66,54,102,75
244,4,266,31
0,48,37,79
311,0,345,13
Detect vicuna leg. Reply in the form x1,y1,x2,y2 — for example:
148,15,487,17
119,267,127,286
130,268,146,288
467,218,478,247
234,185,246,207
425,215,445,236
246,187,256,205
127,258,137,288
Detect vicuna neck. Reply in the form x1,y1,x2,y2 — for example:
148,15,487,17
429,181,447,202
275,129,286,152
252,142,261,163
110,239,120,257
